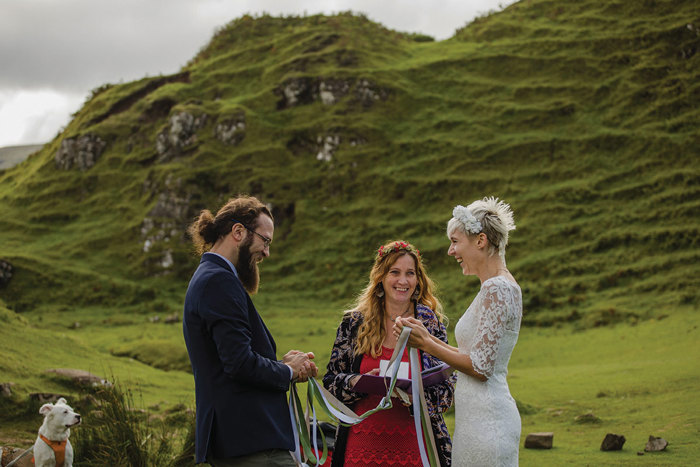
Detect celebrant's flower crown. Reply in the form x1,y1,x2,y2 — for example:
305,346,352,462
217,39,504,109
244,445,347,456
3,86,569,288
377,241,420,259
452,205,482,234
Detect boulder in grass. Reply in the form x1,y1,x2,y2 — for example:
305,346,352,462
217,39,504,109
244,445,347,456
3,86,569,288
1,446,34,467
524,432,553,449
29,393,66,403
600,433,626,451
0,382,14,398
46,368,112,387
645,435,668,452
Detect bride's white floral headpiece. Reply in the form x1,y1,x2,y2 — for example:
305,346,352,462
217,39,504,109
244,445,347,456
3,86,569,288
452,205,482,234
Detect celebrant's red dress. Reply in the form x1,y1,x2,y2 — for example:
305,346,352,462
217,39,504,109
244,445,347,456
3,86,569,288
344,346,423,467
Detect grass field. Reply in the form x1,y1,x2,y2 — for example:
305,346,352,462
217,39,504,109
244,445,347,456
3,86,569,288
2,296,697,465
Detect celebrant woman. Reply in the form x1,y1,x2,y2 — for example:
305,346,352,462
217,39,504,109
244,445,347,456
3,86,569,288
395,197,522,466
323,240,455,467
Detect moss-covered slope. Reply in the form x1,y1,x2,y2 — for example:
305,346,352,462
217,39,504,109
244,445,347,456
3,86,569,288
0,2,698,326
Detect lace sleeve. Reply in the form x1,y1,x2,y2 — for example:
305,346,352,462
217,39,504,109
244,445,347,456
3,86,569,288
469,283,509,379
418,306,455,417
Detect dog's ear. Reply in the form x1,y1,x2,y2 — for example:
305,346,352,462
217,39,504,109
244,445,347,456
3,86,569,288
40,403,54,415
56,397,67,405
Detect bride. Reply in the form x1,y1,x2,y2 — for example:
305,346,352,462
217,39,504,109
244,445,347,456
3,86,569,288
395,197,522,466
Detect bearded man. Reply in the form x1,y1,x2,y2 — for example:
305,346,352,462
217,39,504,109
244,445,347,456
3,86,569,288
183,195,317,466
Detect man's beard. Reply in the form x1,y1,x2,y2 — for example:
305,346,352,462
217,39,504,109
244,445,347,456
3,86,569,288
236,237,260,294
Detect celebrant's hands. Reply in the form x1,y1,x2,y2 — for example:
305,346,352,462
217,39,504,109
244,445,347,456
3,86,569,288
393,317,431,350
284,350,318,382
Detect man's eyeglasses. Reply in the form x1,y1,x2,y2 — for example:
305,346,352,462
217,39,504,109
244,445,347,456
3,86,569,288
236,222,272,248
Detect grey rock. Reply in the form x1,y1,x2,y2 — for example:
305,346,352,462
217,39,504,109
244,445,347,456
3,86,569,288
524,432,553,449
276,77,318,109
0,382,14,397
355,79,388,106
276,77,386,109
319,79,350,105
140,178,192,271
0,260,12,285
316,134,340,162
600,433,626,451
29,393,67,403
55,134,106,170
46,368,111,387
164,313,180,324
160,249,174,269
214,113,246,145
1,446,34,467
645,435,668,452
156,111,208,162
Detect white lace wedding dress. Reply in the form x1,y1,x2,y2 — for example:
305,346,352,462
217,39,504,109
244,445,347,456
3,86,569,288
452,275,522,466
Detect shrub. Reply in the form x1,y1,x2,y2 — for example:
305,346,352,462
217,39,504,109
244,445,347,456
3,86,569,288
72,382,194,466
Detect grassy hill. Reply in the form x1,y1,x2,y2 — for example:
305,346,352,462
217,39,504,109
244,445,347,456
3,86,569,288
1,2,698,324
0,0,698,464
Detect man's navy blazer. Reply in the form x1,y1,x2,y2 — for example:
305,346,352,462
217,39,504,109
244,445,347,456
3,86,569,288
183,253,294,463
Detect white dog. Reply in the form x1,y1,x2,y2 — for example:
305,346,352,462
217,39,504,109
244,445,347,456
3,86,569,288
33,397,81,467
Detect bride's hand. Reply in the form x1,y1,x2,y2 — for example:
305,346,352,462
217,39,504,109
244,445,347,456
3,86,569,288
393,317,430,350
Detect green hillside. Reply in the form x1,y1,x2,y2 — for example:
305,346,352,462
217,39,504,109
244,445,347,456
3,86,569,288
1,0,699,463
1,1,698,324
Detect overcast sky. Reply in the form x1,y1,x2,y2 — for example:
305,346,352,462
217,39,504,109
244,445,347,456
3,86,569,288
0,0,514,147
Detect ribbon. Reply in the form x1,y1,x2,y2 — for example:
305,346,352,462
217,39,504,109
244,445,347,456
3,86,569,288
288,326,440,467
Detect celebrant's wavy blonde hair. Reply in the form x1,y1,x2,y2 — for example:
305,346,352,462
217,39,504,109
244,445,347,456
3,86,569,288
347,240,443,358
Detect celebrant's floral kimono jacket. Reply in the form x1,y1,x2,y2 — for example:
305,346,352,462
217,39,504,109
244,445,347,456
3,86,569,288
323,303,456,466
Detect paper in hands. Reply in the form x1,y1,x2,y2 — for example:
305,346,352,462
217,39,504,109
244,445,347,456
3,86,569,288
352,362,453,394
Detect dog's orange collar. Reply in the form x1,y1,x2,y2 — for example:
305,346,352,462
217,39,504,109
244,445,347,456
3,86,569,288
39,433,66,467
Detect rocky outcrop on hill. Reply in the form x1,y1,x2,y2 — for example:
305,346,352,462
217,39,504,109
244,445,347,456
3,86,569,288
156,111,208,162
214,112,246,145
141,176,193,271
316,134,340,162
354,79,389,106
55,134,106,170
275,77,388,109
0,260,12,286
287,129,366,163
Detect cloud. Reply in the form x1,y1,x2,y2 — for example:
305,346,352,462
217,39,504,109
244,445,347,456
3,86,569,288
0,89,83,146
